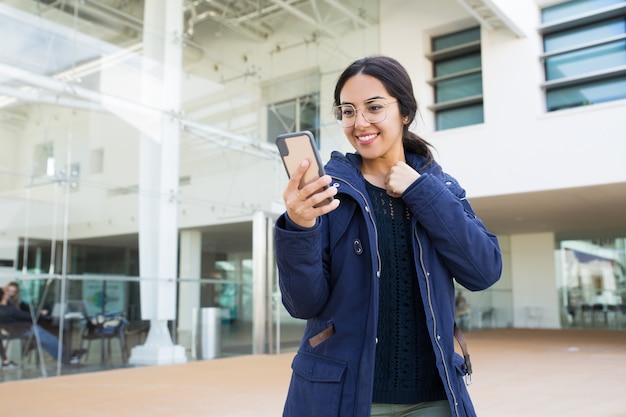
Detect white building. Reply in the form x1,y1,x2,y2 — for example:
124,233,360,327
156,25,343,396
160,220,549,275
0,0,624,366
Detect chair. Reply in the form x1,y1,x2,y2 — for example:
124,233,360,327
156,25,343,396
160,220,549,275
0,323,39,365
580,304,593,326
475,308,496,330
592,303,606,326
0,326,23,367
79,313,128,365
605,304,621,328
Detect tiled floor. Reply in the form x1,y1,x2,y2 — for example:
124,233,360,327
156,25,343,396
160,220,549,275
1,329,625,417
0,320,304,383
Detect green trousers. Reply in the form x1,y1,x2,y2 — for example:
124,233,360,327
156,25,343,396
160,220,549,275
371,401,452,417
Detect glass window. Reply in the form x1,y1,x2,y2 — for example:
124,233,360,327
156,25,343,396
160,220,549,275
436,104,484,131
544,19,625,52
267,93,320,146
541,1,626,111
267,100,296,141
435,73,483,102
547,76,626,110
430,27,483,130
299,95,320,142
542,0,623,23
434,54,481,77
432,27,480,51
546,40,626,80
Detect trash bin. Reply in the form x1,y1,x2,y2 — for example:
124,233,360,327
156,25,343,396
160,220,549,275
195,307,221,360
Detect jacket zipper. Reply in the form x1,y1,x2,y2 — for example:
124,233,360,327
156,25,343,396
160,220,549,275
415,229,461,417
333,176,381,416
332,177,381,276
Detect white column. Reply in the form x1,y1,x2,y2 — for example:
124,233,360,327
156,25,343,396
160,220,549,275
253,211,273,354
130,0,186,365
178,230,202,350
252,211,266,354
510,232,560,329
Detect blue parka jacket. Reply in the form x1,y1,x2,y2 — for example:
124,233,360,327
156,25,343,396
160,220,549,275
274,150,502,417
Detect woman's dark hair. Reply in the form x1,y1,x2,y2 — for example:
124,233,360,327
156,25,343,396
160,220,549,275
333,55,434,167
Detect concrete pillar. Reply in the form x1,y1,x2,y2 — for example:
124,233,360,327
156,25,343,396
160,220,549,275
252,211,275,354
130,0,186,366
177,230,202,349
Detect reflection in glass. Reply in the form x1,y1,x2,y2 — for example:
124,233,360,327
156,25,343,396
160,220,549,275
558,238,626,329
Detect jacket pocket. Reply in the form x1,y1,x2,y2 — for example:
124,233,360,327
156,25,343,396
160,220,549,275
284,351,347,417
309,324,335,348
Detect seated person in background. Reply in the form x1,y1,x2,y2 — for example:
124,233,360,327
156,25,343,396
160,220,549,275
0,284,85,365
455,290,471,331
2,281,49,317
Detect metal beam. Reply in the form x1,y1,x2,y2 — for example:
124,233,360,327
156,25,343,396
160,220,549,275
269,0,337,37
0,62,277,160
323,0,370,28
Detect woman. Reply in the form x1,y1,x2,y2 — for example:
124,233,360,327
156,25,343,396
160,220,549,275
274,56,502,417
0,282,84,365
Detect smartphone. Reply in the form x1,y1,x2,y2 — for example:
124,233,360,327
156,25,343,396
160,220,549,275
275,130,333,206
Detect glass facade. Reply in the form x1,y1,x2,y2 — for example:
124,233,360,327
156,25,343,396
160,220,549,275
557,237,626,329
0,0,301,378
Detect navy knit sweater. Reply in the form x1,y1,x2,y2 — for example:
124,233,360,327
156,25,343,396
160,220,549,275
366,182,447,404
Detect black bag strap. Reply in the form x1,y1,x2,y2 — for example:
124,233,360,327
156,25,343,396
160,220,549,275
454,323,472,385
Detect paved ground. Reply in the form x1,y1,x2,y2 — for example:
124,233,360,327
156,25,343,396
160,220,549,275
1,329,625,417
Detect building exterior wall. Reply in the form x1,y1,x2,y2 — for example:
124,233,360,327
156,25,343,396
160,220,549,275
378,0,626,328
380,0,626,197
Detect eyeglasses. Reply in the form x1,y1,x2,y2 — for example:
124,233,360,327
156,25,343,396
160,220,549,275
332,99,397,128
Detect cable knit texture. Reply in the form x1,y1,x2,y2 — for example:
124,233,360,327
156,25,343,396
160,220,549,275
366,182,447,404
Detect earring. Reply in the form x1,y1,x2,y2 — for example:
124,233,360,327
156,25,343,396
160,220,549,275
403,116,409,125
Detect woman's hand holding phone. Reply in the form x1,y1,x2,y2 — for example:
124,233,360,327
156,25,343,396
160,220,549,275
283,159,339,228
